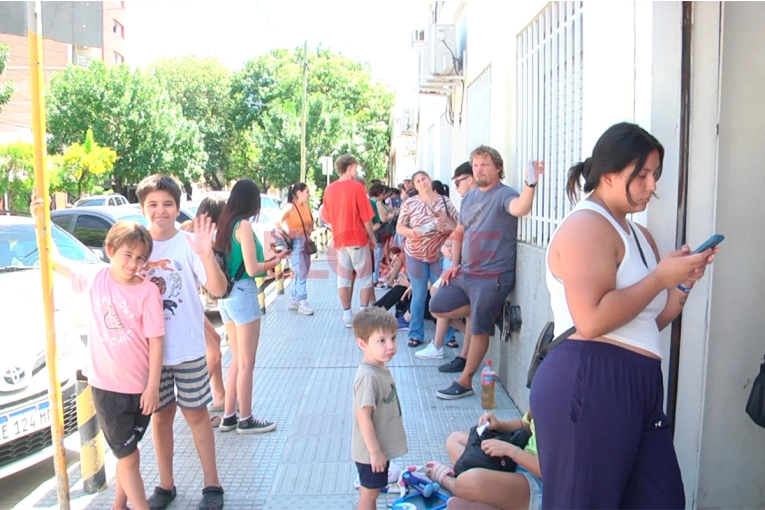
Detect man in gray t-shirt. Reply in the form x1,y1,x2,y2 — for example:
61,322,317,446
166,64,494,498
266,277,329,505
430,145,544,400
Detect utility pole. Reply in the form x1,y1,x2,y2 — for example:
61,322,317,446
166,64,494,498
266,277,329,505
300,40,308,183
27,1,71,507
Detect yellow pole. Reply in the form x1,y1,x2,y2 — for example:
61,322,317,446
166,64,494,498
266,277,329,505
275,259,284,295
255,275,267,314
75,372,106,493
27,2,71,508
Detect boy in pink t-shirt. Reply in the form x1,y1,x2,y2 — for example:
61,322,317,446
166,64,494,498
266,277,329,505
36,192,165,510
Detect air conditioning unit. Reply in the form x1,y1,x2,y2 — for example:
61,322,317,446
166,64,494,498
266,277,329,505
420,24,458,78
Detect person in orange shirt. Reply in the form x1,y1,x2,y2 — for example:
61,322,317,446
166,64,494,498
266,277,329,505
277,182,315,316
321,155,377,328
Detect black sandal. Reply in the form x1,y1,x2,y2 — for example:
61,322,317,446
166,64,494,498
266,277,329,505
408,338,423,347
198,486,224,510
446,339,460,349
148,486,177,510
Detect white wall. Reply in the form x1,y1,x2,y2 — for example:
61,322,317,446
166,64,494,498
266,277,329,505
694,3,765,507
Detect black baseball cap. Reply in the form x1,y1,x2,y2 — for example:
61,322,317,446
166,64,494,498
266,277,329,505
452,161,472,180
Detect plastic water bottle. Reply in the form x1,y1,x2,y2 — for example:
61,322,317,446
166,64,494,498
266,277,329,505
481,360,496,409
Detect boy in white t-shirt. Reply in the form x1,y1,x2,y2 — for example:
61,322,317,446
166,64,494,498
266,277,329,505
135,175,228,510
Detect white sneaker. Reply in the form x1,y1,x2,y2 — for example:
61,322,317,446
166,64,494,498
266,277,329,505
298,300,314,316
289,298,300,310
415,343,444,359
343,314,353,328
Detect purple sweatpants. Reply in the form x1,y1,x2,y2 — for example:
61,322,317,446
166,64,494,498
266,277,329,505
529,340,685,509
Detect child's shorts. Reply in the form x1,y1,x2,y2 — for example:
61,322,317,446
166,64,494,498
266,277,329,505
157,356,212,411
91,387,150,459
355,461,390,490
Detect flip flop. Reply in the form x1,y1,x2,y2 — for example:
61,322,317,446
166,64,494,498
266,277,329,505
210,415,222,428
408,338,423,347
147,486,176,510
198,486,224,510
425,461,455,485
446,339,460,348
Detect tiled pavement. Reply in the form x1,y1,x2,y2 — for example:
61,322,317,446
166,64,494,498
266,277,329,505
16,255,520,510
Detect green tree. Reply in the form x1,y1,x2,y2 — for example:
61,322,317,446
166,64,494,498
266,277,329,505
46,61,206,195
0,142,35,210
50,129,117,200
151,56,240,189
0,43,14,112
232,46,395,191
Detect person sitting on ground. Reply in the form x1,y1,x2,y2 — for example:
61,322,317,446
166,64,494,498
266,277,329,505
180,195,228,423
352,307,408,510
425,410,542,510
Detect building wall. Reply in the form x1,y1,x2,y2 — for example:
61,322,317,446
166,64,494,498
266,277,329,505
102,1,126,64
693,3,765,507
0,34,69,136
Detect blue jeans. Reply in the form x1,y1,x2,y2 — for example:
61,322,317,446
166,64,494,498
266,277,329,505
406,254,443,341
290,237,309,301
373,242,382,283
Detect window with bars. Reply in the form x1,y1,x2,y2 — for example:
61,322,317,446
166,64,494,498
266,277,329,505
466,66,492,157
517,1,583,248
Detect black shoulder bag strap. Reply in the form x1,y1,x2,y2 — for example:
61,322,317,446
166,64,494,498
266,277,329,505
628,222,649,269
545,326,577,355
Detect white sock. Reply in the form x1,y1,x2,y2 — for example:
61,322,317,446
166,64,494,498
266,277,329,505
238,415,252,422
343,308,351,319
224,412,236,419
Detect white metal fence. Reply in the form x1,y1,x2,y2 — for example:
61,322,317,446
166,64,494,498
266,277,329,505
517,1,584,247
466,66,492,157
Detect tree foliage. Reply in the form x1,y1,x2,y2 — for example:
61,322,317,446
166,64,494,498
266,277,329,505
0,43,13,112
232,47,395,191
49,129,117,200
0,142,35,210
46,61,206,194
150,56,240,189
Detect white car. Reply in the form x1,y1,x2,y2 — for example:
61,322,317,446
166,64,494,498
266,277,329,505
73,194,129,207
0,213,98,477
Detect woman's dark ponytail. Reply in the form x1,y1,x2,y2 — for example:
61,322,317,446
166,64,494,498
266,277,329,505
287,182,308,204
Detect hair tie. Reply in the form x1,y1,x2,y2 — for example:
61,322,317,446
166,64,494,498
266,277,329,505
582,157,593,180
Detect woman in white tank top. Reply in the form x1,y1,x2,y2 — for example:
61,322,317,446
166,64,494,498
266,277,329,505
529,123,718,509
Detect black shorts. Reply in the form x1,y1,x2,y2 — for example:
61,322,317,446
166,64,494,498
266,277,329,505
355,461,390,490
91,387,151,459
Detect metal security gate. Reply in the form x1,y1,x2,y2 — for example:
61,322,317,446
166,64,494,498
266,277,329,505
517,1,584,247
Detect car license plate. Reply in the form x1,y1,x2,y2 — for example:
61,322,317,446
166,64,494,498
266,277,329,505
0,401,51,446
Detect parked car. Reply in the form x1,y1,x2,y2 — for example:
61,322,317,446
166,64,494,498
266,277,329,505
0,212,99,477
50,206,152,261
73,194,129,208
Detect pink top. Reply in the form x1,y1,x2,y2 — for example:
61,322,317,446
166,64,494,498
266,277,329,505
73,266,165,394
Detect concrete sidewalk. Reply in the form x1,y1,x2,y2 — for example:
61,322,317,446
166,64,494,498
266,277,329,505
18,254,520,510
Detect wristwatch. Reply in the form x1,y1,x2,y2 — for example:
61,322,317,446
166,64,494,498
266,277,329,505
525,180,537,188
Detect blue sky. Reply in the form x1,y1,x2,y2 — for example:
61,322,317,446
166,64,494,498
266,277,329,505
126,1,425,104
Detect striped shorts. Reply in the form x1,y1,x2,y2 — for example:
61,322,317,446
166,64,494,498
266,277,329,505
157,356,212,411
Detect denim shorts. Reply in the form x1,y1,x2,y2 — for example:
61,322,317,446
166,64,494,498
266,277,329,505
218,277,262,326
517,466,543,510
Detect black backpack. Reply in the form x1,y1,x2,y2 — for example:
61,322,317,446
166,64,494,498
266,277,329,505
202,249,246,300
526,322,576,389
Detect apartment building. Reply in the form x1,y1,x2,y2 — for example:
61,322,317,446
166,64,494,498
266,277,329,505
0,1,126,141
